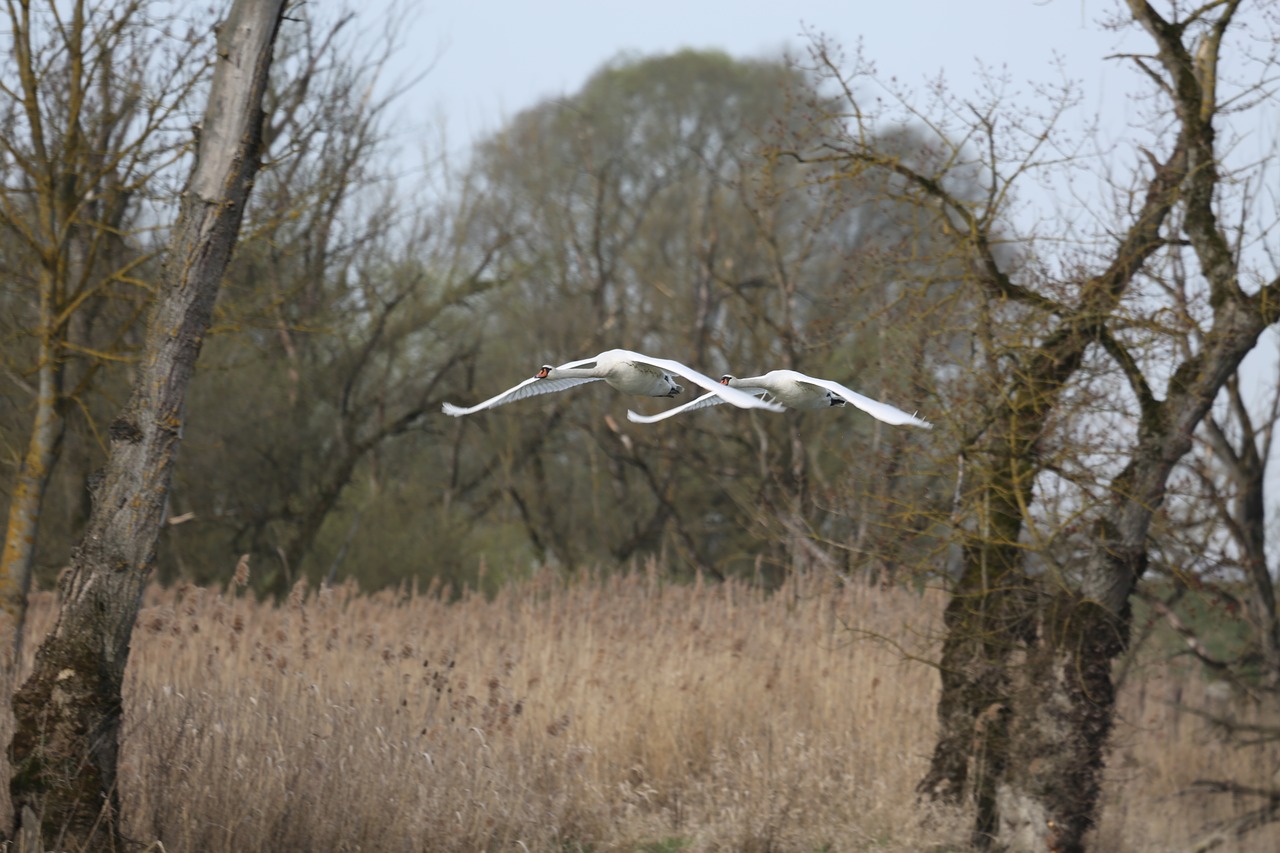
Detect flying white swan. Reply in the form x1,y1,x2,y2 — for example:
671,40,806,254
626,369,933,428
441,349,786,417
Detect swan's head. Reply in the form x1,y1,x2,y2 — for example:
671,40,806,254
536,365,553,379
719,374,736,385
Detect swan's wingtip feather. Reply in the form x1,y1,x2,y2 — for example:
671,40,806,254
441,402,468,417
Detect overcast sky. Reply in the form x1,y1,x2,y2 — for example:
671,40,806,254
368,0,1139,158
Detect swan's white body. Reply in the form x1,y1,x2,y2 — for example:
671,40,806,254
442,349,785,417
626,369,932,428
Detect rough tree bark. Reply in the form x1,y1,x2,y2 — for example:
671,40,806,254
7,0,286,847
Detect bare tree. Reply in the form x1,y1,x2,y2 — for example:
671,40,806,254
147,7,513,594
0,0,209,651
7,0,286,845
790,2,1280,849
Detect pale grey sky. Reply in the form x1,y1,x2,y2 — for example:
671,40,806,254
371,0,1136,156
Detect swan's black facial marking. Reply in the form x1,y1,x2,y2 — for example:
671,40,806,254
536,365,553,379
828,393,846,407
719,375,734,385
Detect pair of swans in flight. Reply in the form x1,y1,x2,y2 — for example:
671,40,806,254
441,348,933,429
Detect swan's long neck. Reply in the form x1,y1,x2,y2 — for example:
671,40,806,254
549,365,601,379
535,353,604,376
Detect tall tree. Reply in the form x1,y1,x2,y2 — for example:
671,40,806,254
0,0,209,650
447,50,818,572
7,0,286,846
794,1,1279,849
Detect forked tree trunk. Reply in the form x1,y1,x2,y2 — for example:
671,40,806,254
911,56,1195,842
7,0,285,846
991,296,1278,853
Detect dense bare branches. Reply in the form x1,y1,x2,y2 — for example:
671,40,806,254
0,0,214,650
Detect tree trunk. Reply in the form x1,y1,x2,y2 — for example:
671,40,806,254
917,323,1101,845
994,295,1279,853
917,453,1036,846
913,90,1190,847
0,321,65,656
995,590,1127,853
7,0,285,846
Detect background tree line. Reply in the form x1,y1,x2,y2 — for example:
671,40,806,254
2,0,1279,850
3,10,956,597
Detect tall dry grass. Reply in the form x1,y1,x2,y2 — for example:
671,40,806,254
1,566,1276,852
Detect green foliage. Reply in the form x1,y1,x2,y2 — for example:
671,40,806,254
35,36,960,593
2,29,977,593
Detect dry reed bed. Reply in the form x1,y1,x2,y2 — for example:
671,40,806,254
118,569,954,852
4,569,1279,852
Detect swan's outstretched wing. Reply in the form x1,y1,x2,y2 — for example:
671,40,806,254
442,376,601,416
790,373,933,428
627,387,766,424
622,351,784,413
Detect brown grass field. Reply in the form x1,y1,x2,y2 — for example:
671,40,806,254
1,566,1277,852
